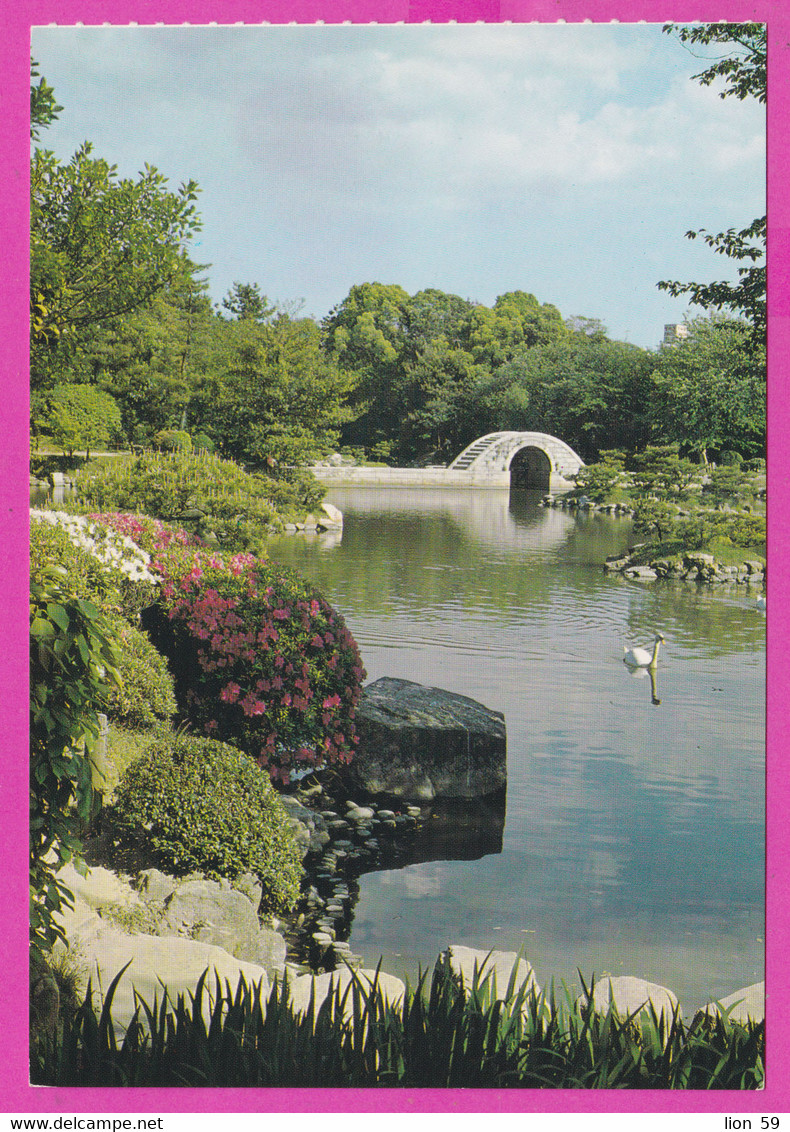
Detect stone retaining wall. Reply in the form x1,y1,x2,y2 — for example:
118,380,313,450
311,464,577,490
311,464,513,487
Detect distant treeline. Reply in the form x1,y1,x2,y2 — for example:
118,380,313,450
31,60,765,471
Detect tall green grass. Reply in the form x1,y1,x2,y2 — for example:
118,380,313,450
31,961,764,1089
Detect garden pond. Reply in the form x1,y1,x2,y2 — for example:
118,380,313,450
266,485,765,1013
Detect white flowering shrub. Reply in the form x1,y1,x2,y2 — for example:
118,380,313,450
31,510,157,583
30,510,158,619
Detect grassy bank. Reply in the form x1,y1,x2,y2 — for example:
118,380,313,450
32,962,763,1089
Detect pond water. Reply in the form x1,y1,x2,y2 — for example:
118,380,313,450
266,485,765,1013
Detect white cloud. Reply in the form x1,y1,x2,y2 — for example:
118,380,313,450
228,25,763,219
30,23,766,345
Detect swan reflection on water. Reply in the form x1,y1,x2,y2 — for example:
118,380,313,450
624,660,662,705
623,633,664,705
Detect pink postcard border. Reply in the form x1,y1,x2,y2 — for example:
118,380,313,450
2,0,786,1114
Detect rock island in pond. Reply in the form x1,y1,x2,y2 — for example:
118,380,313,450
348,677,506,802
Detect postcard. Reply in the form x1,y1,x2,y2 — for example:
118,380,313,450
4,0,786,1121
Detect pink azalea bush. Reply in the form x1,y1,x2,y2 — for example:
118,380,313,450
93,512,366,784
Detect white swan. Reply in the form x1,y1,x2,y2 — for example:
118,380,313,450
623,633,664,668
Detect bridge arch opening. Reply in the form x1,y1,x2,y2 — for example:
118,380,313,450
509,446,551,490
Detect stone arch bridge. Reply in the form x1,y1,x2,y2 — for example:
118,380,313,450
312,431,584,490
447,431,584,490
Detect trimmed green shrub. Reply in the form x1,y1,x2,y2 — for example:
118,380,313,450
701,465,752,506
104,724,158,799
104,617,177,729
154,429,192,453
632,499,678,542
111,733,303,911
192,432,215,453
718,449,743,466
96,512,366,785
572,454,626,503
75,449,287,554
678,512,766,554
74,449,327,552
39,383,123,459
254,464,326,519
630,444,702,501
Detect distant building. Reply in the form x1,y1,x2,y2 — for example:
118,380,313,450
662,323,689,347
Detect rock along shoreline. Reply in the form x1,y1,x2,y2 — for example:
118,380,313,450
45,849,764,1043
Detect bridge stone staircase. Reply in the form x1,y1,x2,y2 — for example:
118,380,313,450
449,435,500,471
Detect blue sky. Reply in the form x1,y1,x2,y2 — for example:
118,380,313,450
30,23,765,349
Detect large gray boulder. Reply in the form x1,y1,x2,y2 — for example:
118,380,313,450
348,678,506,801
285,967,406,1020
135,867,178,904
157,877,286,974
57,861,145,911
52,864,289,1034
278,795,330,856
75,921,271,1037
698,981,764,1025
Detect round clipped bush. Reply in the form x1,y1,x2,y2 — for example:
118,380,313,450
98,512,366,785
192,432,216,453
112,733,303,912
154,429,193,453
718,449,744,467
105,617,177,729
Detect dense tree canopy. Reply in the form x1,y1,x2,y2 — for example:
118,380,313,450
402,288,476,358
76,283,215,445
321,283,572,460
193,303,356,467
465,292,568,367
321,283,411,452
649,316,765,461
31,143,202,390
221,281,275,323
460,331,655,462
